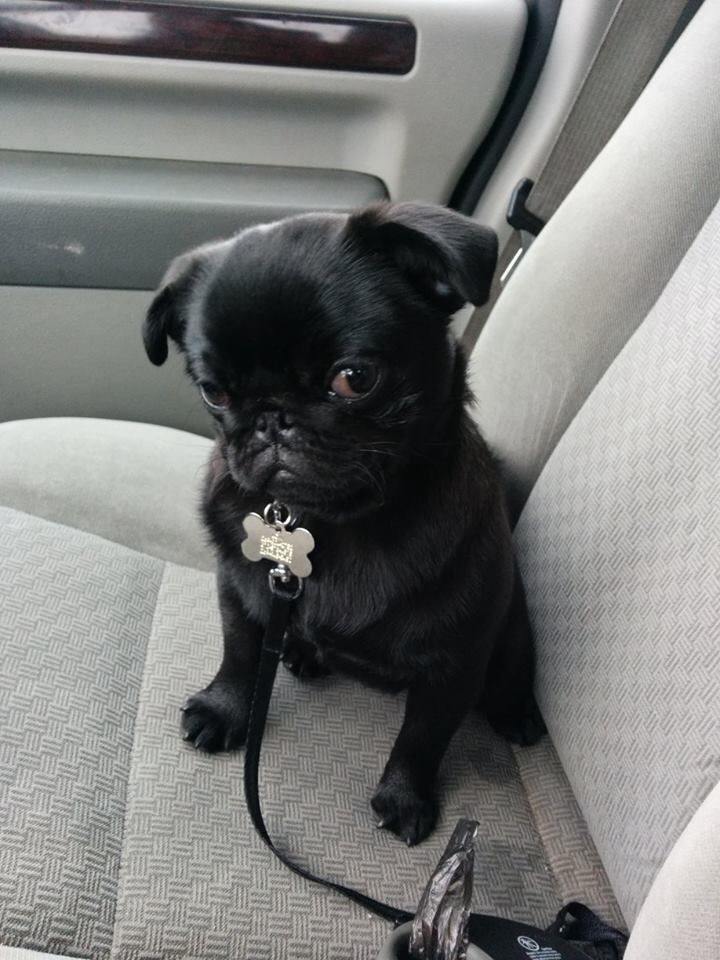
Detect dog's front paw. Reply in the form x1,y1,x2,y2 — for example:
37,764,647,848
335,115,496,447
181,683,248,753
282,637,329,681
371,776,438,846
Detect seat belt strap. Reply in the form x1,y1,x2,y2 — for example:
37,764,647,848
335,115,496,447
462,0,700,350
525,0,693,227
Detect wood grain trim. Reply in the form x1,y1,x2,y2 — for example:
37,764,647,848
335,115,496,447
0,1,416,75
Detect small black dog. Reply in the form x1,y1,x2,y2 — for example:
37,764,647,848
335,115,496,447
143,202,541,845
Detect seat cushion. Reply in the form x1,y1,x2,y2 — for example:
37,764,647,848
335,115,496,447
0,505,622,958
0,418,214,571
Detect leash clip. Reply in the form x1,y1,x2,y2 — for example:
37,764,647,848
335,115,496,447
263,501,296,530
268,563,304,600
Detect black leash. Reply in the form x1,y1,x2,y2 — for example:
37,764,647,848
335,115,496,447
244,590,411,925
243,591,627,959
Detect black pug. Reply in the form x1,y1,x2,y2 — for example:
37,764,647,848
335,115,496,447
143,202,542,846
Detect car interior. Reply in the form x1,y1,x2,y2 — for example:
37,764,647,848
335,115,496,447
1,0,718,958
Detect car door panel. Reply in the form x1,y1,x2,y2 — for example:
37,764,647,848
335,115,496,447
0,0,527,431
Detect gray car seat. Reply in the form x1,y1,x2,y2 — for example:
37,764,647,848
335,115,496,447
1,1,719,957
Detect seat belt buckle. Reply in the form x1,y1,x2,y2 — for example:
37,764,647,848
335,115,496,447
501,178,546,286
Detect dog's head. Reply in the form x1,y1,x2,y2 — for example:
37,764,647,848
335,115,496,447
143,202,497,520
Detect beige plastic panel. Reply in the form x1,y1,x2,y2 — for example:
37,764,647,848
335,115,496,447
0,0,527,203
0,286,212,436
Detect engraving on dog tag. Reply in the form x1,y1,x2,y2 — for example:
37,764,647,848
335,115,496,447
241,512,315,578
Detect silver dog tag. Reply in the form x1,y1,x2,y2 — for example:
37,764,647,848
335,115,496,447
241,512,315,578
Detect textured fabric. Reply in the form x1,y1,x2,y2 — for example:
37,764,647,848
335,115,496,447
512,740,625,931
0,418,214,571
515,197,720,923
111,564,558,960
469,0,720,519
0,507,619,959
0,508,164,957
625,780,720,960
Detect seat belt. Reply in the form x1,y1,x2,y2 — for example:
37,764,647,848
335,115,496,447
461,0,702,350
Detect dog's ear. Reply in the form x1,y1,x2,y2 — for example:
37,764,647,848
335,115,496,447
346,202,498,314
143,244,218,366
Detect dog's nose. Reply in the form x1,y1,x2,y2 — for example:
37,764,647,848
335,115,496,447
277,409,294,431
254,410,294,439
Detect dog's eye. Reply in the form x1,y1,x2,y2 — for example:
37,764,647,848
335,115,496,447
200,383,231,411
329,363,379,400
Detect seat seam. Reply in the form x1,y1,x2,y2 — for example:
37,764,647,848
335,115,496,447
0,505,211,571
108,560,169,960
509,743,563,917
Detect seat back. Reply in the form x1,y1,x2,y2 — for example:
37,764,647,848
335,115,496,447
471,0,720,927
624,782,720,958
469,0,720,522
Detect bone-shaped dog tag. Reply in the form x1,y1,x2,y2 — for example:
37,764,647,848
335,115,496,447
241,512,315,578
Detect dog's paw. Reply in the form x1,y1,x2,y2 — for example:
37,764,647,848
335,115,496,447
490,696,547,747
371,777,438,846
281,639,329,681
180,684,248,753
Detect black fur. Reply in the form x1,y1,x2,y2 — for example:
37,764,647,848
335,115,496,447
144,202,543,846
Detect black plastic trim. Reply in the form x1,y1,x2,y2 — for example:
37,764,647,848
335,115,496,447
506,177,545,235
449,0,562,215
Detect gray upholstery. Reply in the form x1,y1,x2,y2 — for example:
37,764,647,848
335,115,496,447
625,782,720,959
0,505,619,958
469,0,720,518
0,508,163,957
515,195,720,922
0,418,213,570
